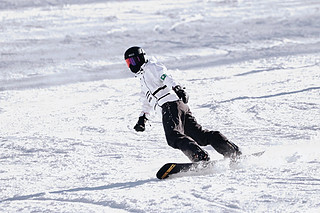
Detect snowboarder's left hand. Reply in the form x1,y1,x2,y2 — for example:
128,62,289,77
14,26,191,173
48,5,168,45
134,113,148,132
173,85,189,104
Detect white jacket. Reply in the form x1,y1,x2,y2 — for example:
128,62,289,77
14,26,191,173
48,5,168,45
137,57,179,116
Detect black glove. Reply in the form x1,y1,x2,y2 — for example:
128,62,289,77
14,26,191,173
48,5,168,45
134,114,148,132
173,85,189,104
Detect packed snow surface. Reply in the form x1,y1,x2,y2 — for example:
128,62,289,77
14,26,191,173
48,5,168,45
1,0,320,212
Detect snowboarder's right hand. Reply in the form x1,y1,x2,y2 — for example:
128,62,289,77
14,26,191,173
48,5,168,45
134,114,148,132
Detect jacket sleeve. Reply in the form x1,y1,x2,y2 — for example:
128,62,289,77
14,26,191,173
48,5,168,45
156,63,178,89
162,73,178,89
139,90,152,117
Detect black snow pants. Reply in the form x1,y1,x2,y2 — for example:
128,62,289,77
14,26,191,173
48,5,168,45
161,100,239,161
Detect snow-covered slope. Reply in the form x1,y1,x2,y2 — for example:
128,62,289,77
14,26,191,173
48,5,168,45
1,0,319,212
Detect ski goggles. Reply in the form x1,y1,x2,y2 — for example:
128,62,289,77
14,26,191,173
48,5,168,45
125,56,141,67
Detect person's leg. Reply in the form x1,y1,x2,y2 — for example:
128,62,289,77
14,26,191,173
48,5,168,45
162,101,209,162
184,108,241,158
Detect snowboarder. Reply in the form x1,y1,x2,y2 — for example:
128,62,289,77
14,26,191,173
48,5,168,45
124,46,241,162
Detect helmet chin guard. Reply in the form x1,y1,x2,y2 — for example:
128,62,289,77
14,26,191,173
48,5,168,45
124,46,146,73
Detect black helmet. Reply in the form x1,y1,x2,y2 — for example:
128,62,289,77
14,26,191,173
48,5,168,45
124,46,146,73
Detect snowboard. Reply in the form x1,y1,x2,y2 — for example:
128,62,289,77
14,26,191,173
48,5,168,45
156,151,265,179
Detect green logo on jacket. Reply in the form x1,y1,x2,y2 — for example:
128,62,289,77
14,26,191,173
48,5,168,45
160,74,167,81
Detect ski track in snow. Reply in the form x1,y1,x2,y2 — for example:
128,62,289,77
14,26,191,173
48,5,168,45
1,0,320,212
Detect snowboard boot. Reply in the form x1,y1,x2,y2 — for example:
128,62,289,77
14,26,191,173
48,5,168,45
182,144,210,162
207,131,242,159
192,149,210,162
222,141,242,161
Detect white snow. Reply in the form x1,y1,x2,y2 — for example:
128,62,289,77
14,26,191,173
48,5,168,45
1,0,320,212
